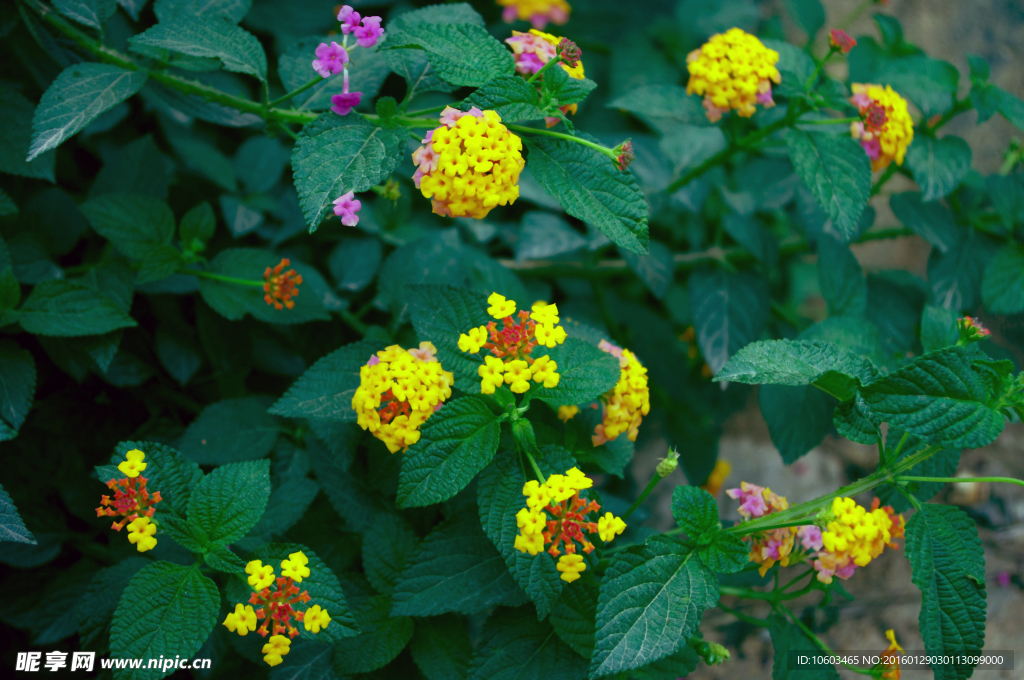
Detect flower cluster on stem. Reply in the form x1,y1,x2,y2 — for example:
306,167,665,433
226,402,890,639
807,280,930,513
686,28,781,122
264,258,303,310
95,449,163,552
849,83,914,171
497,0,571,29
506,29,586,127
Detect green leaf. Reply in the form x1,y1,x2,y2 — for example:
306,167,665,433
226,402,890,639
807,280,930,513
623,240,674,300
109,562,219,680
871,55,959,119
607,85,709,127
0,88,55,181
408,284,491,393
670,486,719,545
877,438,960,512
987,174,1024,228
464,75,544,123
817,234,866,317
468,607,587,680
696,532,748,574
905,135,972,202
77,557,148,654
782,0,825,38
153,0,251,23
591,536,718,678
362,513,419,595
138,245,184,284
292,116,402,231
0,482,35,544
920,304,959,354
889,192,960,255
179,202,216,251
19,279,136,337
198,248,331,324
179,396,280,464
0,340,35,431
689,269,771,376
764,39,817,99
524,338,621,408
129,16,267,80
544,66,597,107
982,243,1024,315
833,394,881,445
715,339,878,401
28,64,146,161
768,613,840,680
787,130,871,240
391,513,525,617
516,211,588,261
760,384,838,464
80,193,175,259
410,614,473,680
104,441,203,517
203,544,246,573
383,23,513,88
524,135,649,256
928,229,998,311
54,0,118,29
721,213,779,266
249,543,358,642
906,505,986,680
332,593,414,673
396,396,501,508
270,340,379,421
858,347,1005,449
186,459,271,548
383,50,457,98
994,86,1024,132
550,581,598,659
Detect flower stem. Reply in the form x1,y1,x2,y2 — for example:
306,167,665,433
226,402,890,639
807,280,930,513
622,474,663,521
406,104,448,117
522,449,546,484
898,475,1024,489
268,77,323,108
717,603,771,627
804,47,838,91
506,124,618,161
797,116,860,125
182,269,264,287
775,604,876,675
527,57,563,84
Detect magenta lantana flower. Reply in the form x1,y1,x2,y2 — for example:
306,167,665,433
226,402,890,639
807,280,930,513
312,42,348,78
333,191,362,226
354,16,384,48
337,6,361,34
331,92,361,116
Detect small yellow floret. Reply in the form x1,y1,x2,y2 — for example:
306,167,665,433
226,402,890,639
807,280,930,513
118,449,147,478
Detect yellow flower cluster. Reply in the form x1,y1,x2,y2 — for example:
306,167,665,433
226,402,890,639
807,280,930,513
459,293,566,395
592,341,651,445
126,516,157,552
814,497,904,583
515,467,626,582
352,344,454,453
412,108,525,219
686,28,781,122
849,83,914,171
497,0,570,28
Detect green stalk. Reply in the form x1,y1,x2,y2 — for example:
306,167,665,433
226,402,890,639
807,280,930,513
804,47,838,91
526,57,563,84
523,449,546,484
182,269,264,287
797,117,860,125
776,604,876,675
899,475,1024,489
507,124,618,161
621,474,663,521
717,603,771,627
268,76,323,108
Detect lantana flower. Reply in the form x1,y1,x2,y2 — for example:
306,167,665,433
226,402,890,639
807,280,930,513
514,467,626,582
590,339,650,445
506,30,586,127
312,41,348,78
352,345,455,453
224,552,331,666
686,28,782,123
849,83,914,171
457,294,566,395
96,449,163,552
264,258,303,310
333,191,362,226
828,29,856,54
411,108,525,219
497,0,571,29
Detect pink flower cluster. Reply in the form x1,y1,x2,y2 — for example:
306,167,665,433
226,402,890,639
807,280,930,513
506,31,558,76
333,191,361,227
726,482,820,577
312,42,348,78
337,6,384,48
410,106,486,191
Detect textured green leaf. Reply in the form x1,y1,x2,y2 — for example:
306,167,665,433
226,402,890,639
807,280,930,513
690,268,771,377
981,243,1024,315
670,486,719,545
109,562,219,680
993,86,1024,132
408,284,491,392
760,384,838,464
787,130,871,240
129,16,267,80
0,340,35,431
383,49,457,98
396,396,501,508
783,0,825,37
716,339,878,400
524,338,621,408
817,234,866,317
623,240,674,300
0,482,35,544
928,229,998,311
153,0,251,23
331,593,413,673
28,64,146,161
268,642,336,680
198,248,331,324
362,513,419,595
550,581,598,659
870,55,959,119
179,396,280,464
721,212,779,265
137,244,184,285
186,459,270,548
890,192,960,254
905,135,972,202
19,279,137,337
607,85,709,127
247,470,319,540
384,23,513,88
410,614,473,680
292,116,402,231
858,347,1005,449
524,136,649,256
833,394,881,444
0,88,55,181
270,340,379,421
250,543,358,642
469,607,587,680
464,75,544,123
921,304,960,353
696,531,748,574
54,0,118,29
545,66,597,107
769,613,839,680
80,193,175,259
765,39,817,99
78,557,148,654
591,536,718,677
308,434,394,532
906,505,986,680
391,513,525,617
516,211,588,261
